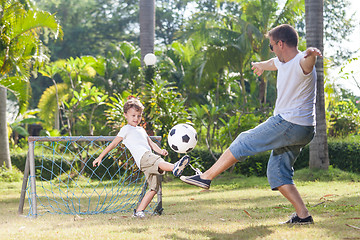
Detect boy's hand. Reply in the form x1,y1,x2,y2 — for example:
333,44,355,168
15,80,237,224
93,157,102,167
160,149,168,156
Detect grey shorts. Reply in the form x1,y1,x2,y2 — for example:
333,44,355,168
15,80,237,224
140,151,165,192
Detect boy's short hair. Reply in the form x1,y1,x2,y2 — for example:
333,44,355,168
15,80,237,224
123,97,144,113
266,24,299,48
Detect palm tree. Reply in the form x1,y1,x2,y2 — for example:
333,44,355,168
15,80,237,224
140,0,155,64
0,0,62,168
305,0,329,169
0,87,10,168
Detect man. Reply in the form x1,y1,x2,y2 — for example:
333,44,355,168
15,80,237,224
181,24,322,225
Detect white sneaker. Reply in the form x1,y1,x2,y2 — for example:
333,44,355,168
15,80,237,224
132,209,145,218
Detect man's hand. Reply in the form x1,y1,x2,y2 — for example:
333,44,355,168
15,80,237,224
251,62,265,76
304,47,322,58
251,58,276,76
301,47,322,74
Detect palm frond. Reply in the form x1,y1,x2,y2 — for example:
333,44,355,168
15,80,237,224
0,75,29,113
12,10,63,40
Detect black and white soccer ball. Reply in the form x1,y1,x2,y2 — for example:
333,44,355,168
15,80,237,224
168,123,198,153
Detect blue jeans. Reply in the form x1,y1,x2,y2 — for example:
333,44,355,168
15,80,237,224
229,115,315,190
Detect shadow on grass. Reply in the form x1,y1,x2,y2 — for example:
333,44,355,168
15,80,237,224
165,225,273,240
127,227,149,233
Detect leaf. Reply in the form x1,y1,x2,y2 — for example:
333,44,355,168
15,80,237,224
320,194,338,200
345,224,360,230
11,125,29,136
243,210,252,218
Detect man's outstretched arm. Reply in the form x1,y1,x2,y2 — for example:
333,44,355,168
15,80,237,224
300,47,322,75
251,58,277,76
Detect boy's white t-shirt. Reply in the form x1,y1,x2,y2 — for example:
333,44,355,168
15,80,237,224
117,124,151,168
273,51,317,126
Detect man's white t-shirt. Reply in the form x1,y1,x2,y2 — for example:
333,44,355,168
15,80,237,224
117,125,151,168
273,51,317,126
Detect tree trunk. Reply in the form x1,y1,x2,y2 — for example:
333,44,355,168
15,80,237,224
305,0,329,169
0,87,12,169
140,0,155,64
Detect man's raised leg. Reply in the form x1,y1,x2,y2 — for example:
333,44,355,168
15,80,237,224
180,148,238,189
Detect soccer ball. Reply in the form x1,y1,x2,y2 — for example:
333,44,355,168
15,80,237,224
168,124,198,153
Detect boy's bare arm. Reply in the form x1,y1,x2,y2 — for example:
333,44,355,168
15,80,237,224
93,136,123,167
148,137,168,156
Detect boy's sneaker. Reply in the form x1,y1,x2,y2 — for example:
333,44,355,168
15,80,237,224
281,213,314,225
180,175,211,189
132,209,145,218
172,155,190,177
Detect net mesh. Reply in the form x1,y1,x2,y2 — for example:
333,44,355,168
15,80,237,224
24,136,161,216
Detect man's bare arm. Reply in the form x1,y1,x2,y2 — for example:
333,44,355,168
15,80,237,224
300,47,322,75
251,58,277,76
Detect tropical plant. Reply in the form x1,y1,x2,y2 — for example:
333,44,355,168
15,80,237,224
34,0,139,59
328,100,360,137
104,91,133,134
141,78,190,141
37,83,70,130
62,83,108,136
0,0,62,169
91,42,142,94
9,110,43,146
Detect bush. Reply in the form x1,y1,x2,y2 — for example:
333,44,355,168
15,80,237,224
169,140,360,177
0,166,23,182
10,139,360,179
10,149,135,181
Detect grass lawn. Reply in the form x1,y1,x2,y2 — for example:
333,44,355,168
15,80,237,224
1,169,360,240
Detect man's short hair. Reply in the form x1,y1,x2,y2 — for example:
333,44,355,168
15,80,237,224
266,24,299,47
124,97,144,113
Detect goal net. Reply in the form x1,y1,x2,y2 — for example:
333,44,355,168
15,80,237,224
18,136,163,217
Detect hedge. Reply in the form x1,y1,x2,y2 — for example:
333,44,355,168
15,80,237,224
10,150,136,181
11,141,360,178
168,141,360,176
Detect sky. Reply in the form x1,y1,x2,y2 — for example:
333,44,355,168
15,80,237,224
333,0,360,96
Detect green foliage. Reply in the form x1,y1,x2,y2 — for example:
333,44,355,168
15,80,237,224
328,100,360,137
0,0,62,113
92,42,142,94
0,166,23,182
169,138,360,177
37,83,70,129
142,79,190,140
323,0,355,65
104,92,131,134
327,140,360,173
34,0,138,59
62,83,108,136
10,110,43,137
10,149,130,181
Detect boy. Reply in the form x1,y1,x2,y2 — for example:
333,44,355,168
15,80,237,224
93,96,189,218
